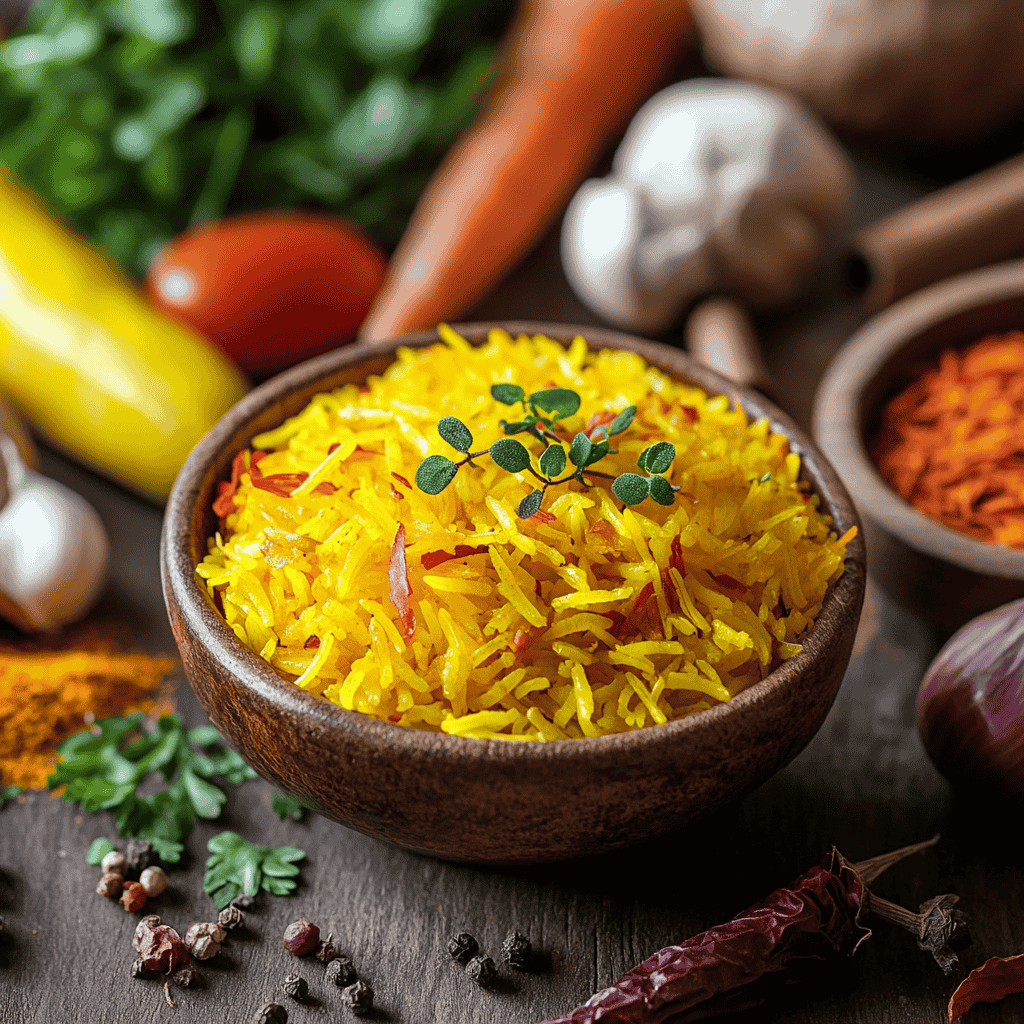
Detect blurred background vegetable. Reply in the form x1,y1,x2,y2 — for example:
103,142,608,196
359,0,696,341
916,598,1024,798
146,211,387,376
0,0,514,277
0,168,247,501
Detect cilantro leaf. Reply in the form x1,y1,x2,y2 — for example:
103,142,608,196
48,713,257,863
271,789,310,822
86,837,117,865
204,830,306,909
1,784,23,810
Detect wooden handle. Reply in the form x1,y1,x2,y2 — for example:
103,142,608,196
847,152,1024,313
685,296,777,402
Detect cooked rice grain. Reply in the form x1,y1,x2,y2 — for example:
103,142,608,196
197,327,854,740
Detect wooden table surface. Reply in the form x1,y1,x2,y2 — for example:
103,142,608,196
2,137,1023,1024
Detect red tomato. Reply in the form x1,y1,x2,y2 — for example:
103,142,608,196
145,212,388,376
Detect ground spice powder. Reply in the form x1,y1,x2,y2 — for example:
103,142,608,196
873,330,1024,549
0,628,176,789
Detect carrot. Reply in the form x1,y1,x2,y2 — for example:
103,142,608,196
359,0,695,341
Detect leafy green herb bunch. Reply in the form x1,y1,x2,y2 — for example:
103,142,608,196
415,382,680,519
0,0,514,275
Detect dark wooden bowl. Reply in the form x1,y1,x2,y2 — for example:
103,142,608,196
814,260,1024,635
161,322,865,864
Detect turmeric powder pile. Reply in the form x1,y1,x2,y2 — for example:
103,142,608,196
0,628,176,789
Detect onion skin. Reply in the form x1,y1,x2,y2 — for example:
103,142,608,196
916,598,1024,797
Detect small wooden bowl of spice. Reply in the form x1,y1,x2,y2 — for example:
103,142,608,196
815,259,1024,634
163,322,865,863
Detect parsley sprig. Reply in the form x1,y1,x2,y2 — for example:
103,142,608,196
48,713,258,864
416,384,679,518
204,831,305,909
0,784,21,810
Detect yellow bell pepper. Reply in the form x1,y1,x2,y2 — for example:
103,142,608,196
0,169,247,501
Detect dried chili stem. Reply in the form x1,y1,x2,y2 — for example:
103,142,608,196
867,892,970,974
162,979,175,1009
850,834,940,886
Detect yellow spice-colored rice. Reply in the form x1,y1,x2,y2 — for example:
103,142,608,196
197,326,856,741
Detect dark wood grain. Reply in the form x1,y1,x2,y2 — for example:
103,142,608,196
3,143,1024,1024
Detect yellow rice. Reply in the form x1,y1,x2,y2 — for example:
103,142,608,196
197,326,856,740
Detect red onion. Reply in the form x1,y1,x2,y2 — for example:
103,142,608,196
916,598,1024,796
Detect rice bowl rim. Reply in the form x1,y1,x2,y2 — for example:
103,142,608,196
163,321,865,765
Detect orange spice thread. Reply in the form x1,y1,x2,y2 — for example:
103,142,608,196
873,330,1024,549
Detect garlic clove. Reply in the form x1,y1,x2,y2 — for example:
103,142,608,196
0,436,110,631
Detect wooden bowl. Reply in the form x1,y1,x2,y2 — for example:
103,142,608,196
161,322,865,864
814,260,1024,634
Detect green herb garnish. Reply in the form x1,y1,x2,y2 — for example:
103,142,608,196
0,784,22,810
0,0,514,274
416,384,678,518
271,788,311,822
203,830,305,909
86,836,118,865
48,713,258,863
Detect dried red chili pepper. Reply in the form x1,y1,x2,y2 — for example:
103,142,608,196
948,953,1024,1022
538,837,968,1024
389,523,416,640
420,544,488,570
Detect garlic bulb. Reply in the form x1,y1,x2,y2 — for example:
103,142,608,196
689,0,1024,141
560,79,851,334
0,434,110,631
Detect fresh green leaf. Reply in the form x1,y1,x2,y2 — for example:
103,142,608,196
489,437,531,473
568,432,592,468
516,489,544,519
271,788,309,822
490,383,524,405
204,830,306,909
415,454,458,494
500,419,531,435
538,444,566,479
0,784,21,810
437,415,473,453
648,475,675,506
612,473,650,505
86,837,117,865
48,714,256,862
529,388,580,422
608,405,637,436
231,5,283,83
586,440,610,466
639,441,675,475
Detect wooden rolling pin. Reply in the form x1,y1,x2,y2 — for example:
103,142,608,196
685,296,779,404
846,151,1024,313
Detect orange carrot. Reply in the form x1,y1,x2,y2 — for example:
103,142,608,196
359,0,695,340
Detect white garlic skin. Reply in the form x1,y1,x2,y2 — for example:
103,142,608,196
560,79,852,334
0,437,110,631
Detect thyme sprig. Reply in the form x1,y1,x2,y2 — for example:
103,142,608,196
415,384,680,518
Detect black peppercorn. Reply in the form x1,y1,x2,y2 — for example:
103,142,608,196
125,838,155,878
341,980,374,1015
315,933,337,964
254,1003,288,1024
447,931,479,963
326,955,358,988
501,930,532,970
281,974,308,1002
465,954,496,988
218,905,245,931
